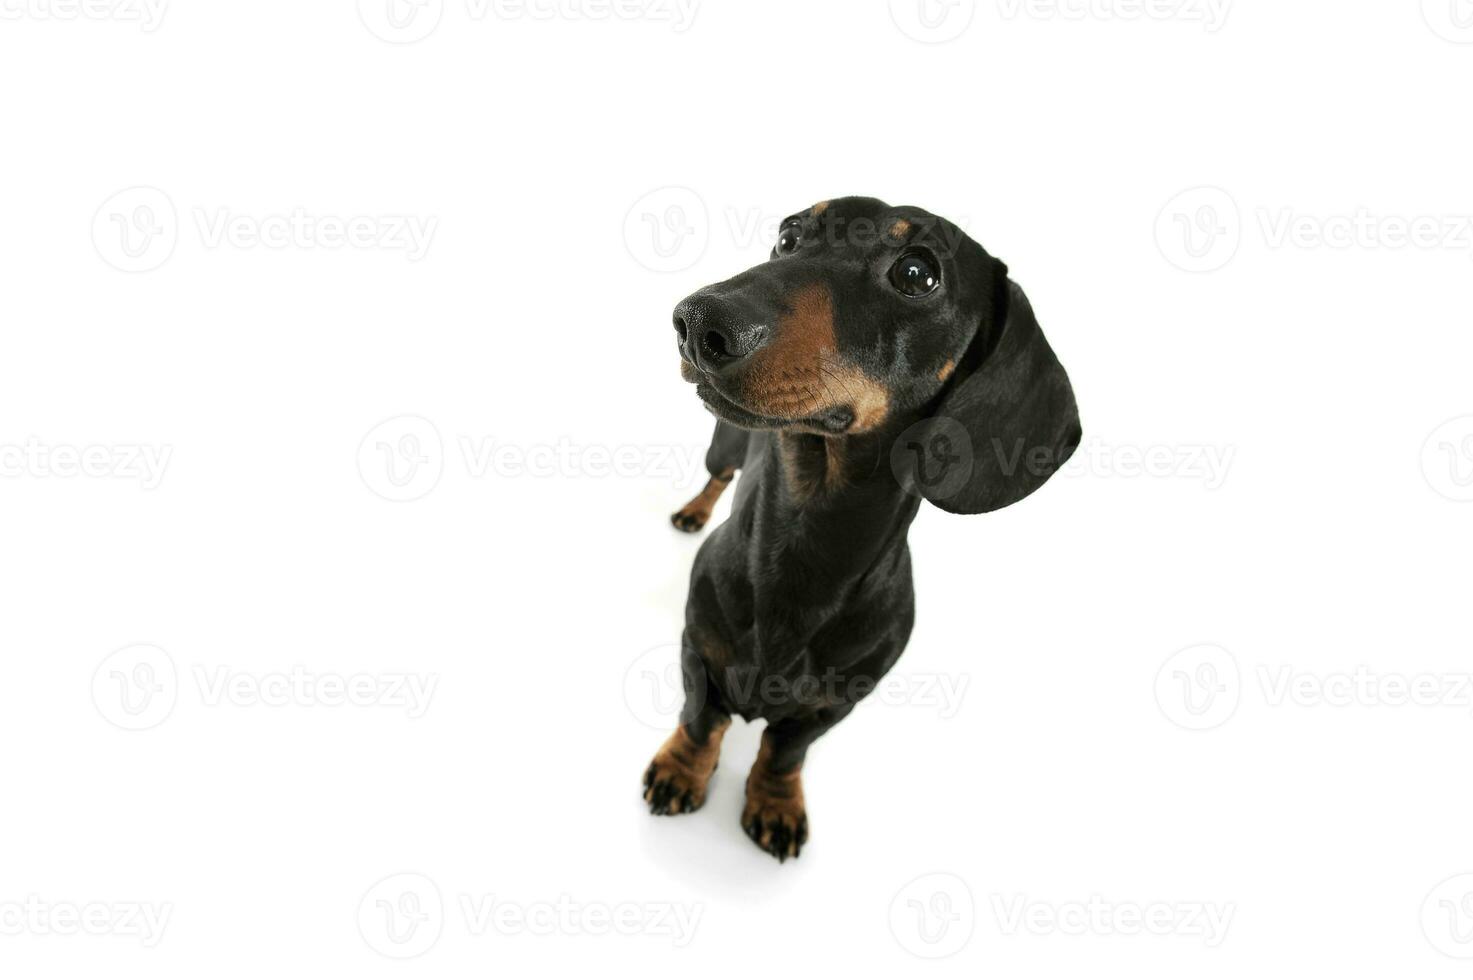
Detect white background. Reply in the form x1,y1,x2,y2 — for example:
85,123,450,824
2,0,1472,975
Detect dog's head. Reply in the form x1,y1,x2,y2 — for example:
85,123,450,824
673,196,1081,514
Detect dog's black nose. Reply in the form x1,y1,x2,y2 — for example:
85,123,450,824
674,295,768,375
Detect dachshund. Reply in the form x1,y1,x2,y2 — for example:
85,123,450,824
644,197,1081,861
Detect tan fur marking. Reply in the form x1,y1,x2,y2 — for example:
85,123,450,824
778,432,849,502
740,283,890,434
937,358,956,382
888,218,912,240
644,718,731,814
811,201,829,216
671,467,734,532
742,731,807,859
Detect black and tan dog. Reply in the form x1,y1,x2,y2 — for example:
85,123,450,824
644,197,1080,860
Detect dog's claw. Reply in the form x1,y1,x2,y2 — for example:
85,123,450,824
642,725,721,819
741,809,806,861
670,510,708,533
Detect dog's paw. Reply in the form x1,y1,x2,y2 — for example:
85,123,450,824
742,773,807,862
642,723,726,815
669,504,711,534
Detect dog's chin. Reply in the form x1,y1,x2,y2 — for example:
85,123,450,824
694,380,855,435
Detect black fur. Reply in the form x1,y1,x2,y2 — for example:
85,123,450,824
648,197,1081,861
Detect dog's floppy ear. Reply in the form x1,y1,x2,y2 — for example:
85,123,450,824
898,278,1081,514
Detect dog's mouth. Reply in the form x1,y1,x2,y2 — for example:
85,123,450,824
682,361,855,434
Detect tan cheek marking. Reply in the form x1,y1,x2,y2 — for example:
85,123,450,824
742,283,890,432
937,358,956,382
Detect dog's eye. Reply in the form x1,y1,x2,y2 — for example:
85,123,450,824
775,221,802,255
890,253,939,297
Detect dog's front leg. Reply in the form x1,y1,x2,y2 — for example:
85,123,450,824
643,642,732,815
742,708,849,862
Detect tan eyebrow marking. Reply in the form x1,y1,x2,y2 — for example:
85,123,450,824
888,218,913,240
811,201,829,216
